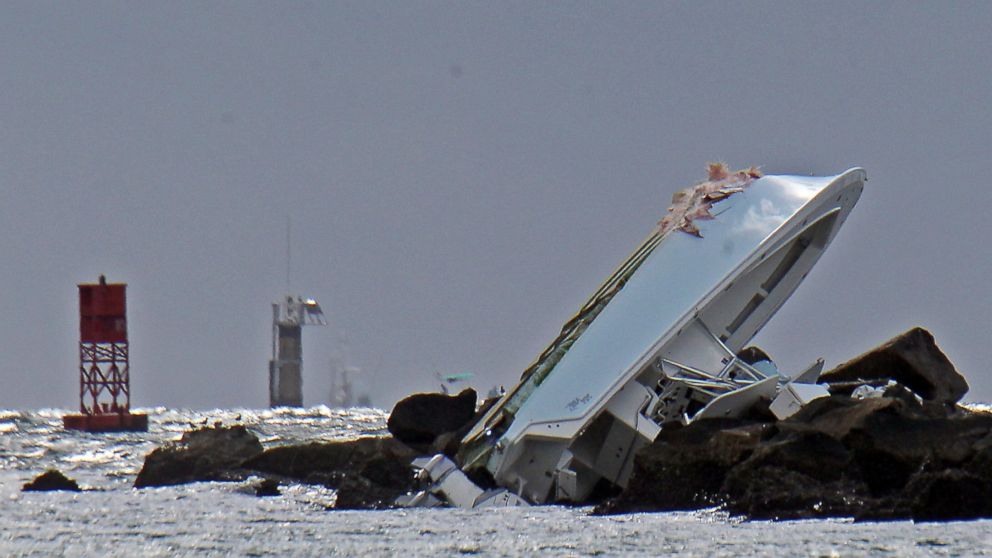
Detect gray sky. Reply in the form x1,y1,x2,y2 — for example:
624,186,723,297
2,2,991,410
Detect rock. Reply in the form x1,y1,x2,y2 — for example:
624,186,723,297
594,419,769,514
779,395,909,441
819,328,968,405
721,431,866,519
23,469,81,492
334,473,404,509
243,436,416,509
595,330,992,521
254,478,281,497
845,408,992,497
905,469,992,521
387,388,478,448
597,388,992,520
733,430,853,483
723,466,867,520
964,432,992,482
134,425,263,488
243,437,413,480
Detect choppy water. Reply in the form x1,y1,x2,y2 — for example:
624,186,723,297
3,407,992,557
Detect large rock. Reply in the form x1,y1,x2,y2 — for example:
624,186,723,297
23,469,81,492
720,431,866,519
134,425,263,488
387,388,477,448
904,469,992,521
243,437,413,481
133,424,416,508
596,388,992,520
594,419,769,514
819,328,968,405
243,436,416,509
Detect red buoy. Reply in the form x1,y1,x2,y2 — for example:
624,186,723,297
63,276,148,432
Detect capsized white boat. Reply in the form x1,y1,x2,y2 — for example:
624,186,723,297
404,167,866,507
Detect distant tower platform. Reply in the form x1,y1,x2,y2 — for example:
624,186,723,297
63,275,148,432
269,295,326,407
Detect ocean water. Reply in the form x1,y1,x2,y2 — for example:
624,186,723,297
2,407,992,557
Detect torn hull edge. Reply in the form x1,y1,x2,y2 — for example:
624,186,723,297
411,168,866,507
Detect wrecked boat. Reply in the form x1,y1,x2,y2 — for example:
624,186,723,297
400,166,866,508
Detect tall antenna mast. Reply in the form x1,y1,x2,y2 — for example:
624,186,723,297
286,216,292,292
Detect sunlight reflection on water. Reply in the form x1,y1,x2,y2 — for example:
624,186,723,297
2,407,992,557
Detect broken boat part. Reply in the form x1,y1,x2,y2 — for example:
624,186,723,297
401,167,865,507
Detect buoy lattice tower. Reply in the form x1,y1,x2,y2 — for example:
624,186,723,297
63,275,148,432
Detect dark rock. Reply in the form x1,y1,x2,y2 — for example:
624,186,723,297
597,387,992,521
721,431,867,519
433,395,502,458
853,496,912,522
964,432,992,482
23,469,81,492
334,474,401,509
594,419,768,514
819,328,968,405
428,404,497,459
596,329,991,521
883,383,923,408
723,466,868,520
254,478,280,497
905,469,992,521
243,436,416,509
429,431,460,458
734,430,853,483
387,388,477,449
134,425,263,488
847,409,992,497
779,396,908,440
243,437,413,480
334,450,418,509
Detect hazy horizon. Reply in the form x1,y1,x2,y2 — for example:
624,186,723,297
2,2,991,410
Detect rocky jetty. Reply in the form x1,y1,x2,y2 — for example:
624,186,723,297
596,328,992,521
133,424,416,508
134,425,263,488
23,469,81,492
244,437,416,509
131,327,991,519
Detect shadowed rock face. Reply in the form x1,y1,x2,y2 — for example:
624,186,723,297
134,426,417,509
602,419,771,512
243,436,417,508
596,393,992,521
254,478,280,497
134,425,263,488
23,469,81,492
594,328,985,520
387,388,477,448
819,327,968,405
